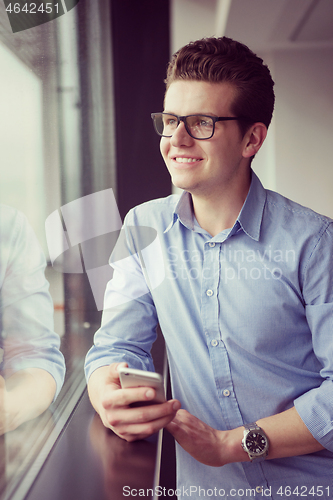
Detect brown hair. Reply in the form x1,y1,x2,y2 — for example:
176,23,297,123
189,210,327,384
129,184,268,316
165,37,275,134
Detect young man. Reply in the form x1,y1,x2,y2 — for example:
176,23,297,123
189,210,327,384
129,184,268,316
85,37,333,498
0,205,65,433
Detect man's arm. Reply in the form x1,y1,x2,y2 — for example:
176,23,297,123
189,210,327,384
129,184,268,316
1,207,66,399
166,406,324,467
87,362,181,442
0,368,56,434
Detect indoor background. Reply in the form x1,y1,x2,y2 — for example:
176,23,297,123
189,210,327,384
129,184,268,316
0,0,332,498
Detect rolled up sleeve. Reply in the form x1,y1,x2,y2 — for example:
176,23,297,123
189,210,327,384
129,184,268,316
294,224,333,451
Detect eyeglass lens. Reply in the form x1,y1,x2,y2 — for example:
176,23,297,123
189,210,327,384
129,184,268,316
153,114,214,139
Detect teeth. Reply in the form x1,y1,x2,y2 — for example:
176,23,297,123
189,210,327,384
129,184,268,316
174,157,200,163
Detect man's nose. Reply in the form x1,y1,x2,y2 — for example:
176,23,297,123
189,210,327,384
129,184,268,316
170,120,194,146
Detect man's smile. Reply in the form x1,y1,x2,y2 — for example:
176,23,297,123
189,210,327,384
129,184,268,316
173,157,202,164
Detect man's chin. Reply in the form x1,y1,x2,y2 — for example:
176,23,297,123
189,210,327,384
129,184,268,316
171,175,193,193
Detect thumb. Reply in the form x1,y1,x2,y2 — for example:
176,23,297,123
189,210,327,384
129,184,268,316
106,362,128,384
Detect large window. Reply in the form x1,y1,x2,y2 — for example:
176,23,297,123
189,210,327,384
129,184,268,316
0,3,115,498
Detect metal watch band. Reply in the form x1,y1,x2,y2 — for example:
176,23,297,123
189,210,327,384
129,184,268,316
244,422,261,432
242,422,269,463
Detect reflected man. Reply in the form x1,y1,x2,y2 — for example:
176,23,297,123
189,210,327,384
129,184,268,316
0,204,65,434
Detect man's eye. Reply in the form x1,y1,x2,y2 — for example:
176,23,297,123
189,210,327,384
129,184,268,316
199,119,212,128
190,117,212,128
165,118,177,126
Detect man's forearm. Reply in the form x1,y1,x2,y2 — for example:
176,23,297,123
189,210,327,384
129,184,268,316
2,368,56,433
256,406,324,460
167,406,324,467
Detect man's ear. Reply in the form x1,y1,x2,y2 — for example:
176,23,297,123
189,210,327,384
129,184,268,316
242,123,267,158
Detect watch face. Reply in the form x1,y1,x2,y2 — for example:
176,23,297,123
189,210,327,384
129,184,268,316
246,432,267,454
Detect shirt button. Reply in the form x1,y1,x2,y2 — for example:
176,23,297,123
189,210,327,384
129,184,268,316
206,289,214,297
256,487,263,494
209,242,215,247
223,389,230,397
211,339,219,347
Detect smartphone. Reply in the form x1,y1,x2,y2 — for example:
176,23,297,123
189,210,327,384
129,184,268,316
118,367,166,405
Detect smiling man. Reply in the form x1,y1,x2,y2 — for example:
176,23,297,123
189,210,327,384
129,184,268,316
157,79,261,236
85,37,333,499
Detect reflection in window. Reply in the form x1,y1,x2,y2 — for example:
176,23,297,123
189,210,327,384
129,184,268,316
0,1,115,498
0,42,46,249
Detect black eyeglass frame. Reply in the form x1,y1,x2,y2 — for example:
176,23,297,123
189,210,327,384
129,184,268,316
151,112,244,140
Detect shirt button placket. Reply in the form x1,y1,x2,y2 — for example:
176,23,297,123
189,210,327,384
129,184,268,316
202,242,221,367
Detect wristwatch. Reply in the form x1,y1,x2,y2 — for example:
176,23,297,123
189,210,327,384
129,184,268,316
241,422,269,462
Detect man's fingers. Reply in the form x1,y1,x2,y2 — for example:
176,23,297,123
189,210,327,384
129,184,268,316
166,409,188,435
104,399,181,437
106,362,128,385
113,407,180,442
106,398,179,424
93,363,181,442
103,385,157,409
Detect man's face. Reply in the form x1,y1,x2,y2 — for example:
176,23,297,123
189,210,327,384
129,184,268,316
160,80,252,199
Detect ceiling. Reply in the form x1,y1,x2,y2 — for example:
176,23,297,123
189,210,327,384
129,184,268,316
171,0,333,53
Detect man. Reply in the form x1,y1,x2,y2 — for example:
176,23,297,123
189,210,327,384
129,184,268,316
0,204,65,433
85,37,333,498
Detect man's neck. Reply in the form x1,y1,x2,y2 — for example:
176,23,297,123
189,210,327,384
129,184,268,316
191,172,251,237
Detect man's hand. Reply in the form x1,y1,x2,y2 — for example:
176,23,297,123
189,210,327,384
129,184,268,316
87,362,181,442
0,369,55,435
0,375,25,434
166,409,242,467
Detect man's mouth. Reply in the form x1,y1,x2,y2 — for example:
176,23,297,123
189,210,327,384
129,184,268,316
173,157,202,163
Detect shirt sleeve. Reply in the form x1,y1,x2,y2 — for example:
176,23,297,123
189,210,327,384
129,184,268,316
294,221,333,451
84,211,159,381
0,206,65,400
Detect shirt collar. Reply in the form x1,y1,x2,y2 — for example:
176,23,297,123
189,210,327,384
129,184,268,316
164,191,196,233
237,171,266,241
165,170,267,241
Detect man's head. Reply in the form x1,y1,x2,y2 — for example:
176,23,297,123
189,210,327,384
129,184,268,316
165,37,275,135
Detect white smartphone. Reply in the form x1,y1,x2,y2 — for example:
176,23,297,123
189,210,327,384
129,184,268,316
118,367,166,405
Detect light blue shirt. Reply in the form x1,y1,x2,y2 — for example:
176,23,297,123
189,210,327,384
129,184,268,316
0,205,65,398
85,172,333,499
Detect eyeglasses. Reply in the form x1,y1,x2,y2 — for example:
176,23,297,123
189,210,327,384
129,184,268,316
151,112,242,140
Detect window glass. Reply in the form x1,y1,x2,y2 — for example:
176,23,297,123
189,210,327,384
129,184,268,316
0,3,115,498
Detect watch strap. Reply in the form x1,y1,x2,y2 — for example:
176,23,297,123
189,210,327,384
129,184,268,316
244,422,262,433
242,422,269,462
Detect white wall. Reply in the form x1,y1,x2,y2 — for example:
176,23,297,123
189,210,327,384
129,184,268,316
170,0,217,53
253,47,333,218
274,48,333,217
